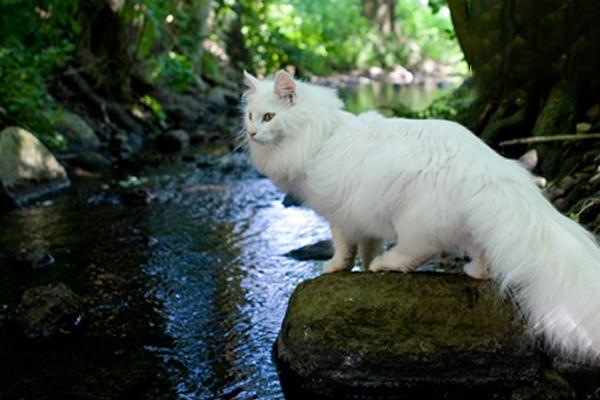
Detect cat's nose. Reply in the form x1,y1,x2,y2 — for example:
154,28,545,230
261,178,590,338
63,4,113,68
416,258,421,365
249,131,257,138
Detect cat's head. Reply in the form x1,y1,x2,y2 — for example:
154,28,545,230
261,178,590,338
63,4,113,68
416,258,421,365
241,70,300,145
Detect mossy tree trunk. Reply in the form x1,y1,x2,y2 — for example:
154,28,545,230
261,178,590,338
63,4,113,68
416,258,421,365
448,0,600,177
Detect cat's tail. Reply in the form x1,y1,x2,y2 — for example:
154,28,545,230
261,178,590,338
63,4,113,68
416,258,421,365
469,173,600,360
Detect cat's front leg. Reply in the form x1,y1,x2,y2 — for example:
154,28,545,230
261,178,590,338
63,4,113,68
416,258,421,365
359,239,384,271
323,224,357,273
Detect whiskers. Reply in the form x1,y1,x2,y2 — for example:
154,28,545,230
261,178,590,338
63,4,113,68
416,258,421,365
232,125,250,153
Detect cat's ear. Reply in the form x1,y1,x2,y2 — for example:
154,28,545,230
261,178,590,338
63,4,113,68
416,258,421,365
243,70,259,94
274,70,296,105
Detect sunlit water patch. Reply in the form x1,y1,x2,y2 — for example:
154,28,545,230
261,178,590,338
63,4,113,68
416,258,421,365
139,170,329,399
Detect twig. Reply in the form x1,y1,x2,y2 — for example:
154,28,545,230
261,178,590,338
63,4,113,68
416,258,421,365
499,133,600,146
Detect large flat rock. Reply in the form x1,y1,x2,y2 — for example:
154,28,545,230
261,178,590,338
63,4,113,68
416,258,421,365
0,127,70,208
275,272,569,399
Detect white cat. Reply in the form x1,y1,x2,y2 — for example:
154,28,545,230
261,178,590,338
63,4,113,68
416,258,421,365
241,70,600,360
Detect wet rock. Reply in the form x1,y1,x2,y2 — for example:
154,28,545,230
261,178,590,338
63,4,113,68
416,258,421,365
196,154,220,168
155,129,190,153
50,111,100,151
282,193,302,208
75,150,112,172
0,127,70,208
189,126,217,144
14,248,55,270
14,283,84,339
153,89,210,130
284,239,333,261
276,272,550,399
511,370,575,400
111,131,144,160
386,65,415,85
121,188,154,206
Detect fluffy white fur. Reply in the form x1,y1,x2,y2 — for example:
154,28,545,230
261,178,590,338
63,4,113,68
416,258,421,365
242,70,600,360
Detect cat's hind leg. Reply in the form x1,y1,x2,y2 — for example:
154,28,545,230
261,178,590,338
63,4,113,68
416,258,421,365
323,224,357,273
359,239,384,271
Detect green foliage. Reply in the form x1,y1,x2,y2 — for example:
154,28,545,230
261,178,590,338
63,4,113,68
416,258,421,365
148,51,197,92
141,95,167,128
237,0,375,75
235,0,463,76
395,1,463,66
0,1,78,148
427,0,447,14
127,0,211,92
0,0,467,149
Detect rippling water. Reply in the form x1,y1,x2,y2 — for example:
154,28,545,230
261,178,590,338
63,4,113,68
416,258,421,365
139,167,330,399
0,160,329,399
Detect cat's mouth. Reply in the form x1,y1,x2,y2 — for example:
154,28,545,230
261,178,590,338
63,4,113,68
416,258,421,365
248,135,267,145
249,134,280,146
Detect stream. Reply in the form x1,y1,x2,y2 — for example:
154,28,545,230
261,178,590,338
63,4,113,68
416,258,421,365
0,83,453,400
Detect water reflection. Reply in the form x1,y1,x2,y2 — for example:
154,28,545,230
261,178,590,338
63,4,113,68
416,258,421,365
141,172,329,399
340,81,454,114
0,182,178,400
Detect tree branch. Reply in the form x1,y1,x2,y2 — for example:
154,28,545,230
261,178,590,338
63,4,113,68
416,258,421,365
498,134,600,146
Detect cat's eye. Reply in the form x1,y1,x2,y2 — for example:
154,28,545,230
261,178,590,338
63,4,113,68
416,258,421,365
248,112,253,121
263,113,275,122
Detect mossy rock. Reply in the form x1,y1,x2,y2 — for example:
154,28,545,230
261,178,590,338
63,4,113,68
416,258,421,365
275,272,567,399
0,127,70,208
50,111,100,151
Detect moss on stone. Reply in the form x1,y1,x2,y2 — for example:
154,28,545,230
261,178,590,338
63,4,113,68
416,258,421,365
276,272,566,399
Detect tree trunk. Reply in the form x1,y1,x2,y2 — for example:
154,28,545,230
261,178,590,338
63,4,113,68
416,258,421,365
226,0,251,72
448,0,600,177
192,0,212,75
362,0,396,34
76,0,137,100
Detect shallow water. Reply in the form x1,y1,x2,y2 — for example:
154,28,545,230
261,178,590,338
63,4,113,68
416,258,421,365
339,81,455,114
0,160,331,399
138,166,330,399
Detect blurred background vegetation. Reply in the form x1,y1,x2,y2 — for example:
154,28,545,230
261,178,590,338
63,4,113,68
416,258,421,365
1,0,600,186
0,0,464,149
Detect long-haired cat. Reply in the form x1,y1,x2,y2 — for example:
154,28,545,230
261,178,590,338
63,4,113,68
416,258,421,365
241,70,600,361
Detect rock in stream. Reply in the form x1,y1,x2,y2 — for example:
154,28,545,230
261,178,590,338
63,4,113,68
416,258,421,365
275,272,573,399
14,283,84,339
0,127,70,208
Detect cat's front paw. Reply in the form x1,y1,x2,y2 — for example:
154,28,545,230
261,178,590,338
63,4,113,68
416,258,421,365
323,259,350,273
